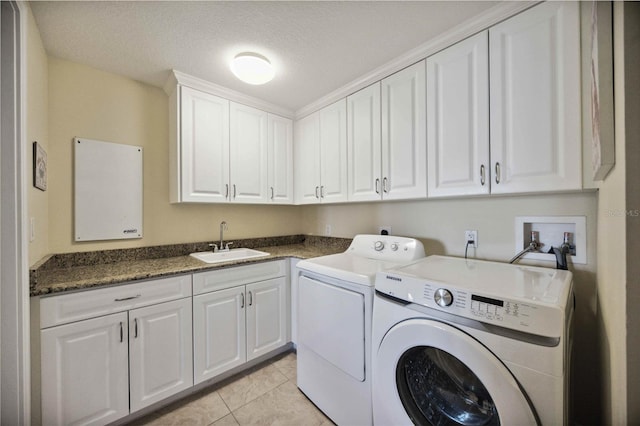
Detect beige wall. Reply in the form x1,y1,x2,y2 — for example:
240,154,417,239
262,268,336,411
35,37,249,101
26,6,49,266
595,3,630,424
46,58,302,255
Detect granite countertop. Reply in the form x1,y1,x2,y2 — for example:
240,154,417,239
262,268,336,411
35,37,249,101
30,235,351,297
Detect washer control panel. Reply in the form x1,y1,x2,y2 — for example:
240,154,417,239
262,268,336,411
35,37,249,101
376,273,564,337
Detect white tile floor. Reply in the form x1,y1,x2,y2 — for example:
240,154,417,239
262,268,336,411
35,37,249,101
128,352,334,426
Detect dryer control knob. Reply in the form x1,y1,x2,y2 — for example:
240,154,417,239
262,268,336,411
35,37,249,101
390,243,399,251
374,241,385,251
434,288,453,307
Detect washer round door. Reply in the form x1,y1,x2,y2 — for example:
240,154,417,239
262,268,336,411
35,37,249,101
373,319,538,426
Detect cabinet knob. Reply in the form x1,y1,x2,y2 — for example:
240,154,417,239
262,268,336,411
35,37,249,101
495,162,501,184
248,291,253,306
375,178,380,194
270,187,274,200
315,186,320,199
240,292,245,308
383,177,389,193
480,165,486,186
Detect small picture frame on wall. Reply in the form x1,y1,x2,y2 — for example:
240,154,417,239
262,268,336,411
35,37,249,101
33,141,47,191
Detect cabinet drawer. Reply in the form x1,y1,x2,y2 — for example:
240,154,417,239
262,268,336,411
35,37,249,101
193,260,287,295
40,275,192,329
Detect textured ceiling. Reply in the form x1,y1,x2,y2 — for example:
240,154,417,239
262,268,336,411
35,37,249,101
30,1,499,112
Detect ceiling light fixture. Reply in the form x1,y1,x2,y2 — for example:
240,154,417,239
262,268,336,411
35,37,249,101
230,52,275,85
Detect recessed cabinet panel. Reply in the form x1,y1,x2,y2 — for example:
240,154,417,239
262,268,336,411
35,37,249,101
41,312,129,426
319,99,349,203
268,114,294,203
180,86,230,202
246,278,287,361
347,83,382,202
427,32,490,197
489,1,581,193
129,298,193,412
193,287,247,384
294,112,321,204
381,61,427,200
230,102,269,203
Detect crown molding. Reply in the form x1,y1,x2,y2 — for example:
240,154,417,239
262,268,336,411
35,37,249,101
294,1,538,120
164,70,295,119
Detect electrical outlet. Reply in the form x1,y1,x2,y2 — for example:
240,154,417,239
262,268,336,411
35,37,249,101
465,230,478,248
378,226,392,236
325,224,332,236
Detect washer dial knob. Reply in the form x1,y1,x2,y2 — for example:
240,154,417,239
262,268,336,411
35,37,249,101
434,288,453,307
390,243,399,251
374,241,385,251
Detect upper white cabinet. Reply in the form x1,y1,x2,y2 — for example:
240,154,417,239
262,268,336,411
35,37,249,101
348,61,426,202
347,83,381,201
268,114,294,203
169,80,293,204
294,100,348,204
177,86,230,203
381,61,427,200
427,32,490,197
230,102,269,203
489,1,581,194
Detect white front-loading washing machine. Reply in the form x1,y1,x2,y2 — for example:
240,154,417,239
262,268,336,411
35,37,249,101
372,255,574,425
296,235,425,426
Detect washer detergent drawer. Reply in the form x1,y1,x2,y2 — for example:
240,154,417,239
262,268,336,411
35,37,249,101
298,276,365,381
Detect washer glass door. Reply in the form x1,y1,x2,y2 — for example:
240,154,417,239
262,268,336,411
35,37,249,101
374,318,538,426
396,346,498,425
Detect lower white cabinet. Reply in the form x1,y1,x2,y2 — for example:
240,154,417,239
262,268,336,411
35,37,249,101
41,312,129,426
129,298,193,412
193,262,289,385
39,275,193,426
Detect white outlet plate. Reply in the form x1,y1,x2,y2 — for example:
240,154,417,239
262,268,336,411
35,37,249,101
465,230,478,248
325,224,332,236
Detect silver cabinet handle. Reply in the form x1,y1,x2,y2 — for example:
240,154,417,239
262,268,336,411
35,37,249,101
320,186,325,198
225,184,229,199
480,165,486,186
375,178,380,194
248,291,253,306
233,184,237,199
495,162,501,184
270,187,274,200
383,177,389,193
240,292,245,308
119,322,123,343
114,294,141,302
315,186,320,199
134,318,138,338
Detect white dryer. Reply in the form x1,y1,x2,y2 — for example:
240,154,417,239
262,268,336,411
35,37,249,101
372,255,574,426
296,234,425,426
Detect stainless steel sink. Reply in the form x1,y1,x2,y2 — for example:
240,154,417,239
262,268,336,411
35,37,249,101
190,248,270,264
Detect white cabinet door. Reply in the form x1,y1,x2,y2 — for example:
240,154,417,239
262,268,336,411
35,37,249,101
230,102,268,203
427,32,490,197
294,112,321,204
489,1,581,194
129,298,193,412
41,312,129,426
193,286,247,384
347,83,382,202
268,114,294,204
246,277,288,361
381,61,427,200
180,86,230,202
318,99,349,203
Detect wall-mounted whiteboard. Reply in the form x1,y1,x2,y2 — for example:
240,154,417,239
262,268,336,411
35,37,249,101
74,138,143,241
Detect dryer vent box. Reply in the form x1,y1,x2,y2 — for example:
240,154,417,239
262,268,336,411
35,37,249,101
515,216,586,265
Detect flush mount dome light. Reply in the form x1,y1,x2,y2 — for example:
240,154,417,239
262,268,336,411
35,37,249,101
230,52,275,85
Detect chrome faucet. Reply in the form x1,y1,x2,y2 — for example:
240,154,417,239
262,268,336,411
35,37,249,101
218,221,233,252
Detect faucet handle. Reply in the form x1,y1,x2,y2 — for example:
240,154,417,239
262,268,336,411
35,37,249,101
208,243,218,252
225,242,234,250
